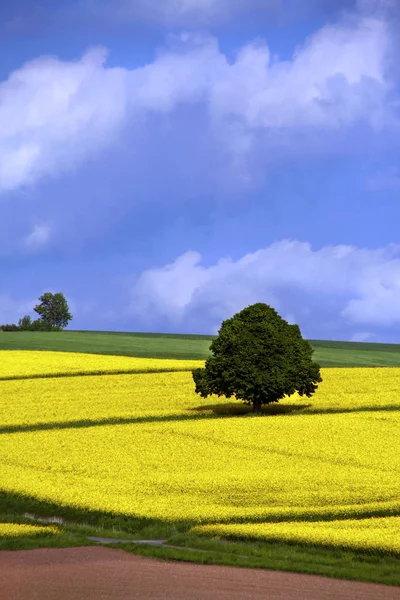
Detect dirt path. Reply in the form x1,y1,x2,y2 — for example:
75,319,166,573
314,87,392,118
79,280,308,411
1,546,399,600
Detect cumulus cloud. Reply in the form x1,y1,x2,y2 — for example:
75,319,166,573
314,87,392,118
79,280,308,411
0,8,396,194
127,240,400,334
212,19,391,131
0,47,128,193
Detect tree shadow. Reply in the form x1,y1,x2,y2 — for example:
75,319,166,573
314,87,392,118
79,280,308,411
190,402,400,417
190,402,312,416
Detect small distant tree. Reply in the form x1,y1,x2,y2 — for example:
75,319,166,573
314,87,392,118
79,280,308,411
192,303,322,414
34,293,72,330
18,315,32,331
0,324,20,331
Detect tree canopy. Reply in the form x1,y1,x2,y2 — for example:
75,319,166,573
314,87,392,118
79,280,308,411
33,292,72,330
192,302,322,413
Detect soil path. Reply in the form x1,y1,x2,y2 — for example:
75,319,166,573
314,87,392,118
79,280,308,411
1,546,399,600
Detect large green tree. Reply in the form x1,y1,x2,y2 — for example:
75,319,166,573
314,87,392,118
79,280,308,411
34,292,72,330
192,303,322,414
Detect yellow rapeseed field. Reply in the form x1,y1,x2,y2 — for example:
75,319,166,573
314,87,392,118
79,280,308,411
0,351,399,554
0,523,61,538
0,350,203,380
190,516,400,555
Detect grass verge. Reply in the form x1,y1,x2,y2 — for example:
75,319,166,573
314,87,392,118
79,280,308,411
1,511,399,587
126,535,400,587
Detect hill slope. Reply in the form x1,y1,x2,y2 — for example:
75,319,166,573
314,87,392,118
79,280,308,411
1,331,400,366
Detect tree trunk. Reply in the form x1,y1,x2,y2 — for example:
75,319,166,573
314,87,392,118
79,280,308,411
253,399,262,414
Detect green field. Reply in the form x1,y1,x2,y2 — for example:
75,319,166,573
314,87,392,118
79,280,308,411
0,331,212,360
1,330,400,366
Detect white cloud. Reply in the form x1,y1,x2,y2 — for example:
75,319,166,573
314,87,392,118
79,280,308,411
0,10,396,194
341,268,400,325
210,18,391,130
23,223,51,251
132,251,209,321
128,240,400,332
0,47,128,193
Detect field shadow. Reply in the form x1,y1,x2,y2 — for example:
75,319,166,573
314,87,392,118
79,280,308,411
1,488,398,544
2,402,399,436
190,402,312,416
0,412,231,436
0,489,160,533
0,368,194,383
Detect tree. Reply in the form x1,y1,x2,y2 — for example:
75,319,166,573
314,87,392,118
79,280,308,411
192,303,322,414
34,293,72,330
18,315,32,331
0,324,20,331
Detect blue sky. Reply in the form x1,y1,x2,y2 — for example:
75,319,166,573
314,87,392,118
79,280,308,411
1,0,400,341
